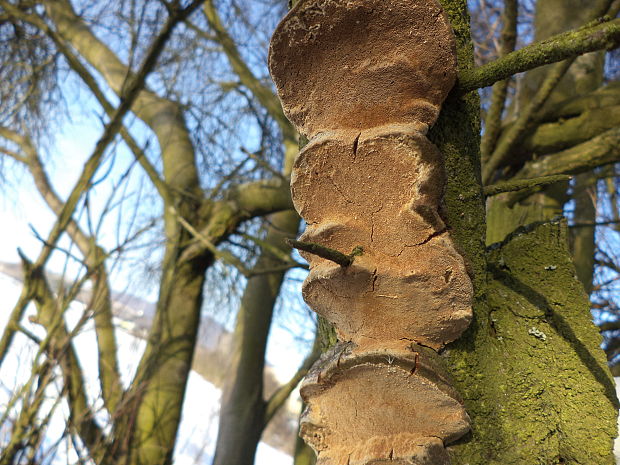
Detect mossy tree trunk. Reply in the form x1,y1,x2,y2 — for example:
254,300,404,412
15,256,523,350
431,1,618,463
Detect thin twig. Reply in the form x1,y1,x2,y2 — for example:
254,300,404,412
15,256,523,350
172,207,249,274
240,147,287,180
571,220,620,228
483,59,573,183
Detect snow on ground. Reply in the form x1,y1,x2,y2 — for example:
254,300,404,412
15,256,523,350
0,272,292,464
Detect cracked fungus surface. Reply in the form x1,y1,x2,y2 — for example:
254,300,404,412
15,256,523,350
269,0,471,462
292,129,472,349
300,343,470,465
291,129,446,250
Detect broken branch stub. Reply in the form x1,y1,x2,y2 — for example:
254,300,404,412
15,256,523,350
269,1,473,463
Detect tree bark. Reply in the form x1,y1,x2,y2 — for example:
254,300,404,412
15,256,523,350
213,209,299,465
434,1,618,463
121,247,211,465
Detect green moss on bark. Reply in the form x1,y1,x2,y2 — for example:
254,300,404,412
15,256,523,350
430,2,495,463
432,2,617,464
458,17,620,92
481,219,617,464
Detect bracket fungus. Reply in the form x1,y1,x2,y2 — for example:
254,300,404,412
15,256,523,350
269,0,473,463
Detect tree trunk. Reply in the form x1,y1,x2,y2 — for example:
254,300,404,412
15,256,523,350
517,0,606,111
122,246,211,465
213,209,299,465
434,1,618,463
446,216,617,464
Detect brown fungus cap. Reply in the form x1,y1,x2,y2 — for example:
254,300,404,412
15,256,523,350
300,238,473,350
300,342,470,464
290,127,473,348
290,128,447,254
268,0,457,137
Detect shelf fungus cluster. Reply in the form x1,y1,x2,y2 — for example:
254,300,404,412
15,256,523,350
269,1,473,463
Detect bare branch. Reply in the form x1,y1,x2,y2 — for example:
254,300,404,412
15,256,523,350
240,147,287,181
483,58,574,184
480,0,518,161
0,0,191,421
172,206,252,275
458,17,620,93
515,104,620,158
286,239,363,268
482,0,620,183
8,254,110,463
45,0,204,200
201,0,297,146
41,26,173,204
599,320,620,332
516,126,620,179
180,178,294,262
